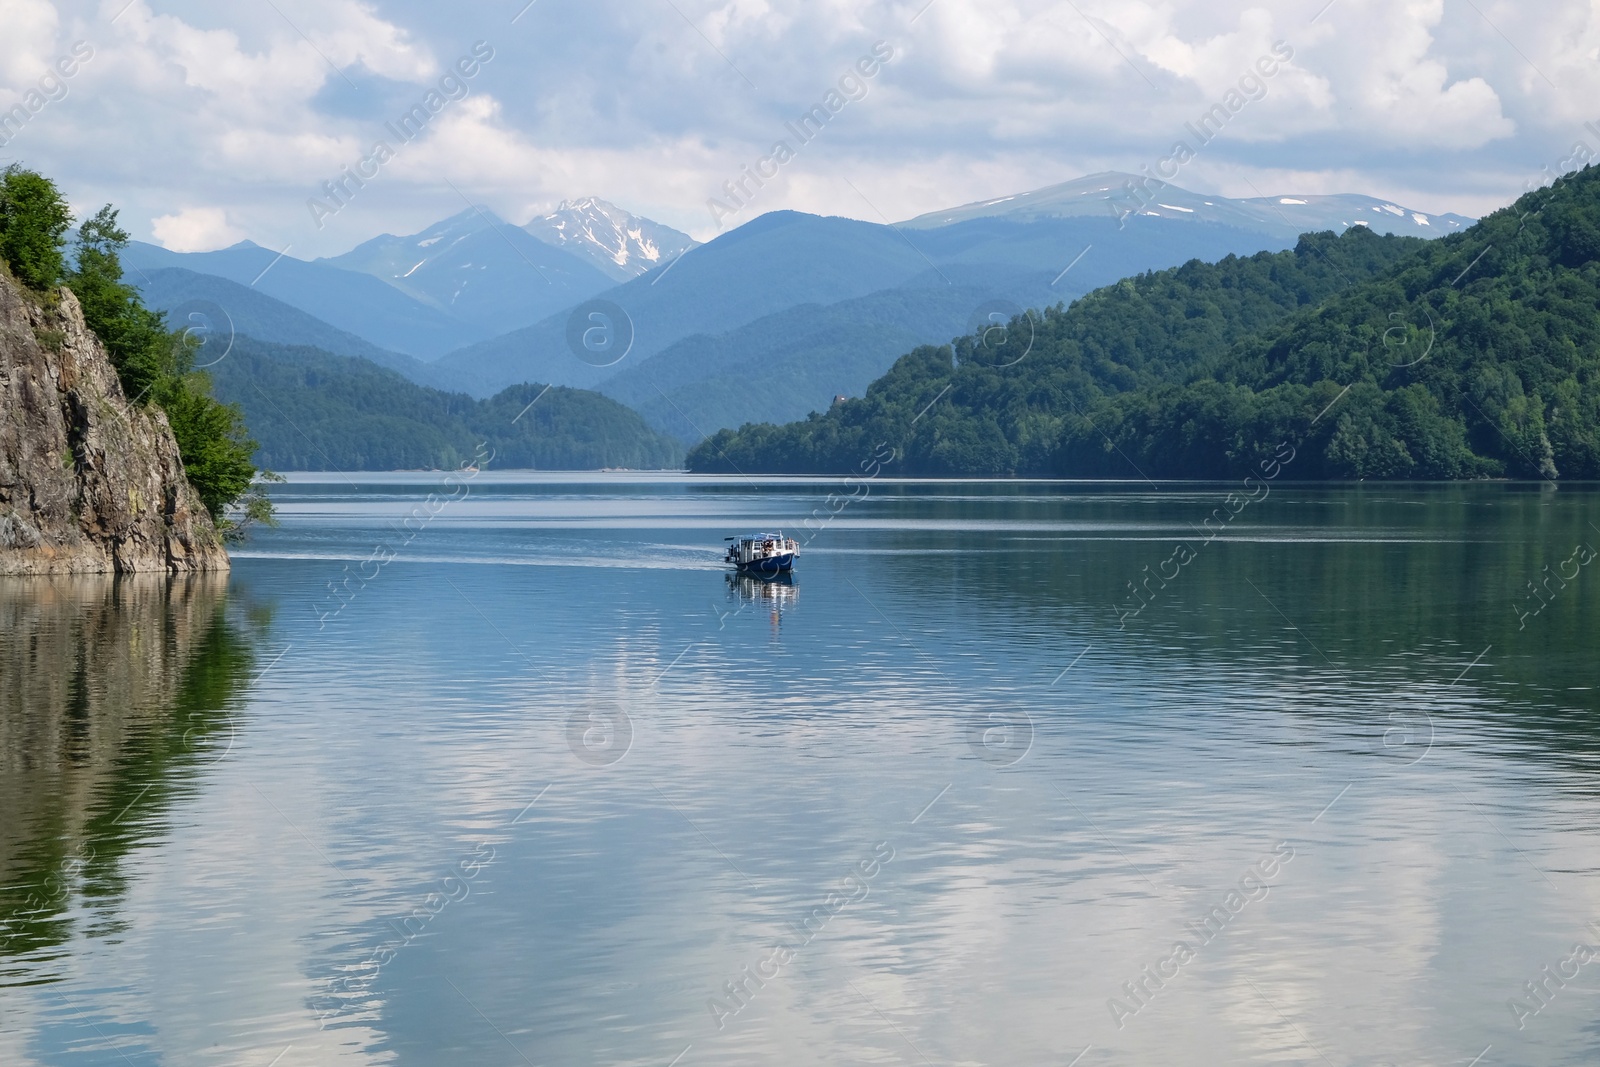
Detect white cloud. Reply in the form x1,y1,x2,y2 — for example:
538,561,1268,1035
150,206,246,251
109,0,433,120
1475,0,1600,123
7,0,1595,255
0,0,60,90
1302,0,1513,148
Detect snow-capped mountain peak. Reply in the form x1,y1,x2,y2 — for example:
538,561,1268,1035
315,206,617,338
524,198,697,282
899,172,1475,240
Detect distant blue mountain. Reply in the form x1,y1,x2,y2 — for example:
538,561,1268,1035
431,211,959,395
204,338,684,472
121,240,486,359
596,284,1006,441
429,208,1356,409
127,173,1475,443
318,208,615,337
131,267,458,390
900,171,1476,237
523,197,698,281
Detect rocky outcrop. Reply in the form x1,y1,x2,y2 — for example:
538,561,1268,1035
0,268,228,574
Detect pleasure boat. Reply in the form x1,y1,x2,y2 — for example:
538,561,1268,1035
723,532,797,575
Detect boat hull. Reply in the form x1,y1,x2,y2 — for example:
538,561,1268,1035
735,553,794,575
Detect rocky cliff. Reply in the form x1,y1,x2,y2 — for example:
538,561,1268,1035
0,268,229,574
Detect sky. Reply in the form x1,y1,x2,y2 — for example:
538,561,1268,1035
2,0,1598,257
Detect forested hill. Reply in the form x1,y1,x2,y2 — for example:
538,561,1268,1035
687,223,1428,474
210,338,684,471
689,165,1600,480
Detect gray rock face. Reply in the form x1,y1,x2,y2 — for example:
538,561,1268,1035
0,268,230,574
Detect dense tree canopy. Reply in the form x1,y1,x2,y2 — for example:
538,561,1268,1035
0,166,72,291
208,339,685,471
691,166,1600,481
0,168,266,532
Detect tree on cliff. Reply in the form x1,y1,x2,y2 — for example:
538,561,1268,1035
0,165,70,291
0,166,272,537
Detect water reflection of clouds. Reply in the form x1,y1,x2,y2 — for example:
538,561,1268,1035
8,480,1600,1065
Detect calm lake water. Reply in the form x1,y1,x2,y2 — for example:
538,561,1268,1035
3,474,1599,1067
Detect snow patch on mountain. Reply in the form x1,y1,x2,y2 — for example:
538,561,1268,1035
898,171,1475,239
524,198,697,282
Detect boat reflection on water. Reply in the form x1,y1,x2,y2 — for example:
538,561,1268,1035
725,571,797,636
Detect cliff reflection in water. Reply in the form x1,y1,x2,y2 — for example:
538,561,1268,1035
0,575,265,985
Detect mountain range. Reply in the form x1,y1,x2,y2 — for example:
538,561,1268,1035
123,238,484,359
316,208,614,338
902,171,1474,238
691,165,1600,481
525,198,698,281
128,172,1479,462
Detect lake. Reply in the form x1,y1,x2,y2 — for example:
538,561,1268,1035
3,474,1598,1067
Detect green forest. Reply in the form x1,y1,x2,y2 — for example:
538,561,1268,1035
0,166,268,533
209,338,684,471
689,165,1600,480
2,165,682,484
